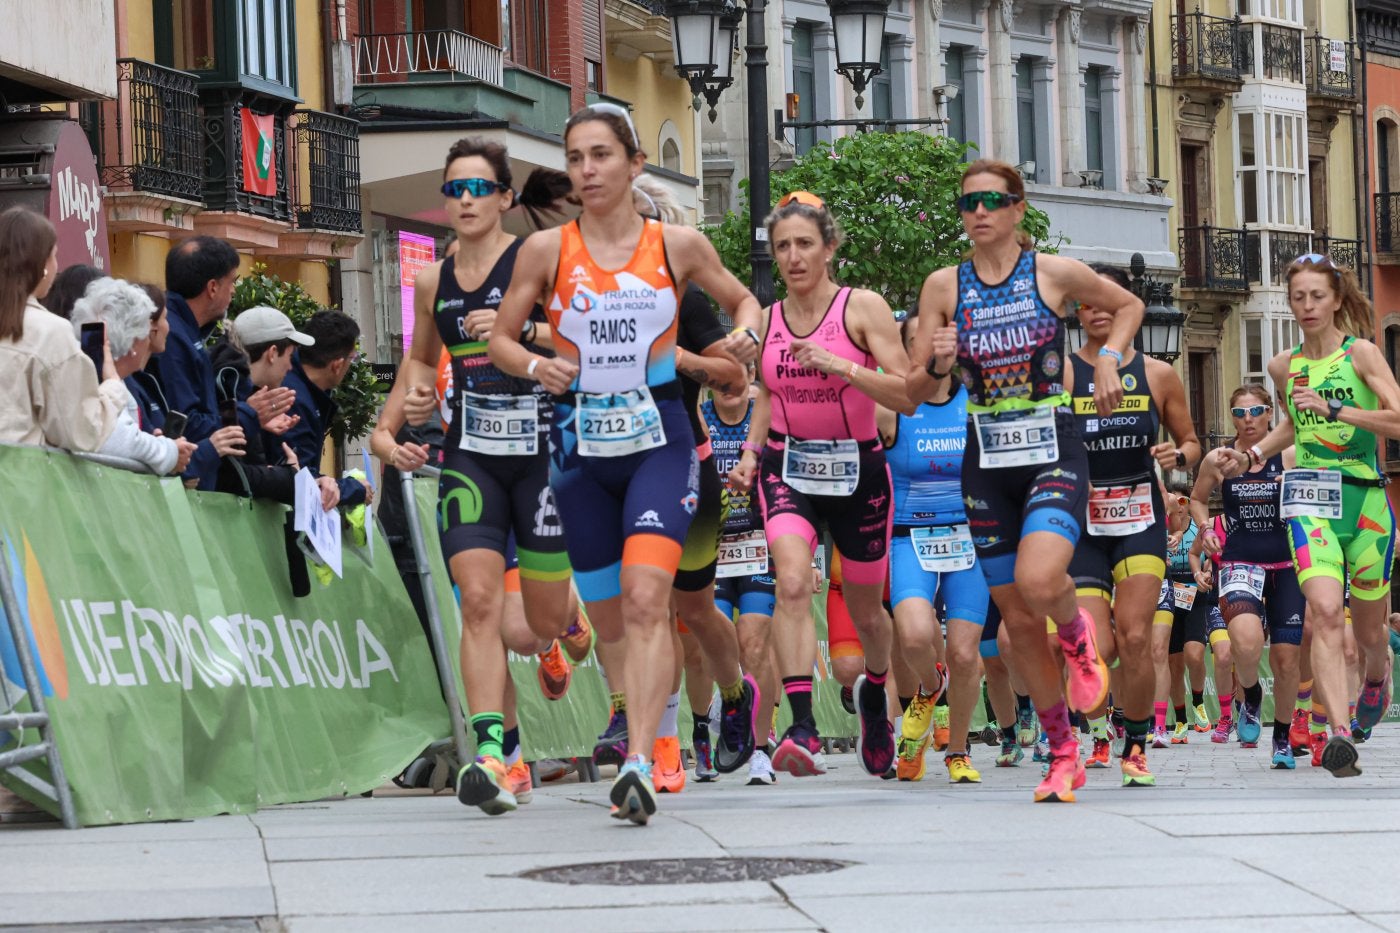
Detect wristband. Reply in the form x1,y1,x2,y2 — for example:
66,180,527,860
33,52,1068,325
740,441,763,455
521,319,536,343
731,326,760,347
1097,346,1123,364
925,355,950,380
527,356,541,377
843,361,858,382
1248,445,1263,467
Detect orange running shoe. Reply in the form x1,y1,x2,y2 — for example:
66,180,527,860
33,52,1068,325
1033,749,1086,803
560,614,594,664
1289,708,1310,755
537,639,572,701
506,759,533,804
1309,730,1326,767
1086,736,1111,768
456,756,517,815
652,736,686,794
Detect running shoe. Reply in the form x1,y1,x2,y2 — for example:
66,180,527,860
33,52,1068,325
840,684,856,715
901,690,937,747
931,703,951,752
1086,736,1111,768
1171,722,1190,745
715,674,759,774
535,758,574,783
1353,720,1373,744
945,753,981,784
1058,609,1110,713
1356,670,1392,732
772,724,827,777
1031,732,1049,762
456,757,517,816
560,614,594,663
895,735,930,782
1270,734,1295,770
1320,734,1362,778
1016,706,1037,748
1237,700,1262,747
506,759,534,803
1033,750,1086,803
1193,703,1212,733
1211,715,1234,744
1289,709,1310,756
1309,730,1326,767
609,757,657,825
693,732,718,782
854,674,896,776
652,736,686,794
979,724,1001,747
747,747,777,786
593,710,628,767
536,639,572,701
996,739,1024,767
1151,726,1169,749
1120,752,1155,787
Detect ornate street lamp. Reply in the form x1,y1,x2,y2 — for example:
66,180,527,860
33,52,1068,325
665,0,726,111
1129,253,1185,363
827,0,890,110
697,5,741,122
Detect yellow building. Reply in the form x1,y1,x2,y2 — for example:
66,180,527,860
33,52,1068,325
1151,0,1359,440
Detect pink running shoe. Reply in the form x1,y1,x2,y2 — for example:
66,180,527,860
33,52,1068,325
1058,608,1110,714
772,725,827,777
1211,715,1234,744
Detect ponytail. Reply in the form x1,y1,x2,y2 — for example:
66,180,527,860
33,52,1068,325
517,167,573,230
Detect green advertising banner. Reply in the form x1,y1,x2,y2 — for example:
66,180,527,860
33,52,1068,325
0,446,448,826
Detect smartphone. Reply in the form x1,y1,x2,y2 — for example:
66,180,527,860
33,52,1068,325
163,410,188,440
78,322,104,375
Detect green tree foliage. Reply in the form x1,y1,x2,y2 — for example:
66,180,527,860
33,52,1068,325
705,133,1058,311
228,265,381,445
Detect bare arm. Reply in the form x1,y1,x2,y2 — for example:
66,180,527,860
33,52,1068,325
665,225,762,360
487,230,578,395
368,369,431,473
1290,339,1400,442
906,267,957,404
1044,255,1144,416
729,379,772,494
677,341,746,396
834,289,915,414
1146,357,1202,471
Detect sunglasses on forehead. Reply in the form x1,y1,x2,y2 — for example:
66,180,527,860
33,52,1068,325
1231,404,1269,418
957,190,1023,213
1293,252,1341,275
777,190,826,209
581,102,642,150
441,177,510,198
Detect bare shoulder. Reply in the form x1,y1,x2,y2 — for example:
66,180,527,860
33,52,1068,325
848,286,893,316
919,266,959,317
661,224,710,269
1265,348,1291,377
413,258,445,292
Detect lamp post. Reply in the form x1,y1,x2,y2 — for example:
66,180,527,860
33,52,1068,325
1128,252,1185,363
665,0,889,305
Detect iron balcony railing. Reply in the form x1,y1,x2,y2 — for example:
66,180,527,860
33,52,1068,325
290,110,361,234
1260,23,1303,83
89,59,203,202
1179,224,1250,292
355,30,504,85
1244,229,1310,285
1378,193,1400,253
1312,235,1359,270
1306,35,1358,100
201,94,289,222
1171,11,1249,82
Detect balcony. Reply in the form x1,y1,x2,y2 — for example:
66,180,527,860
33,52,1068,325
604,0,675,61
355,30,504,86
1179,225,1250,294
1312,234,1360,270
1305,36,1358,106
1172,11,1248,94
274,110,363,259
1258,24,1303,83
1377,193,1400,261
86,59,203,233
1245,230,1310,286
191,91,291,250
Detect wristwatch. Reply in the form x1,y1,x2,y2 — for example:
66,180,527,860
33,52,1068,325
1327,398,1344,422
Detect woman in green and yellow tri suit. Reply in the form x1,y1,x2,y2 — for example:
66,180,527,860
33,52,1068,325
1213,253,1400,778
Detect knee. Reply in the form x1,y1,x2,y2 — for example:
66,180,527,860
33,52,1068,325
620,585,668,629
947,638,979,673
1117,626,1150,663
775,572,812,609
458,581,503,630
1309,599,1346,630
1013,565,1070,605
1272,651,1299,677
1149,636,1169,664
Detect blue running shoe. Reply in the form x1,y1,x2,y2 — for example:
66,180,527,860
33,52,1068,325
1271,734,1296,770
1356,671,1391,733
1237,701,1261,747
609,756,657,824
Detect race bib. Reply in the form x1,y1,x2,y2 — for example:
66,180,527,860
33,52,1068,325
781,439,860,496
1172,581,1197,610
1087,482,1155,537
716,530,768,578
1279,469,1343,521
973,406,1058,469
910,524,976,573
1218,563,1266,601
576,387,666,458
460,393,538,456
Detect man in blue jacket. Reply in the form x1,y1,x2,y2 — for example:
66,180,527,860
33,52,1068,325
277,309,367,507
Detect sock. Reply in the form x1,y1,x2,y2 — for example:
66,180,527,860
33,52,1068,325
1310,702,1328,735
783,676,815,730
1055,609,1087,644
625,751,650,767
470,712,505,761
1089,716,1109,740
1174,705,1187,728
1242,681,1263,709
1110,707,1125,731
1124,718,1151,756
1002,724,1018,746
692,715,709,743
1296,679,1314,712
860,667,888,715
1038,701,1075,754
1272,720,1289,747
1016,693,1033,716
502,725,521,761
1349,702,1357,723
1218,693,1232,719
659,691,680,739
934,690,949,708
610,691,627,715
693,711,709,734
719,676,745,704
899,695,914,714
1154,701,1167,731
1191,690,1205,708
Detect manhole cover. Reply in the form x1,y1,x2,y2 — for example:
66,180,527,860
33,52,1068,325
519,856,852,886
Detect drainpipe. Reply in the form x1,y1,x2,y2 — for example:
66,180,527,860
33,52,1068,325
1358,8,1373,298
1148,10,1161,179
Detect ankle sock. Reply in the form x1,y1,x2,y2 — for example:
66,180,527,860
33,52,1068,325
1016,693,1033,716
1243,682,1263,709
1173,704,1187,728
470,712,505,761
1089,716,1109,740
1055,609,1087,644
658,691,680,739
609,691,627,715
1310,702,1328,735
899,695,914,714
502,725,520,760
1272,720,1289,747
1153,701,1167,731
1191,690,1205,708
860,668,888,715
719,677,745,704
1124,718,1151,755
1296,679,1313,712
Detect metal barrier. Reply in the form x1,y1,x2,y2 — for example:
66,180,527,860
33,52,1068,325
0,536,77,828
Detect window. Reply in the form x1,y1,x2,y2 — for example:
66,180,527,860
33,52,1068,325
586,60,601,91
944,46,967,145
510,0,548,72
792,23,816,156
661,139,680,172
1084,68,1104,173
169,0,219,72
1379,119,1397,193
1016,58,1035,169
872,36,893,120
156,0,296,92
241,0,295,88
1243,313,1300,404
1239,113,1258,224
1244,317,1264,385
1238,111,1307,227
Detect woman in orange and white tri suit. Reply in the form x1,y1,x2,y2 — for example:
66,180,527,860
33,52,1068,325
488,104,762,825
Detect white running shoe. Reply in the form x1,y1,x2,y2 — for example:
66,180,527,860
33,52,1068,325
747,748,777,786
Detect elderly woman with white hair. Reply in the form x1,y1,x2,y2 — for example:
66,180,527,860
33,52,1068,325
71,278,196,475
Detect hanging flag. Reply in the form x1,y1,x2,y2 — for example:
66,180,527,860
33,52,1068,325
240,108,277,196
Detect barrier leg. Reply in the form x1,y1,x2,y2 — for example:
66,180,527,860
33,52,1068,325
400,471,472,768
0,539,77,828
